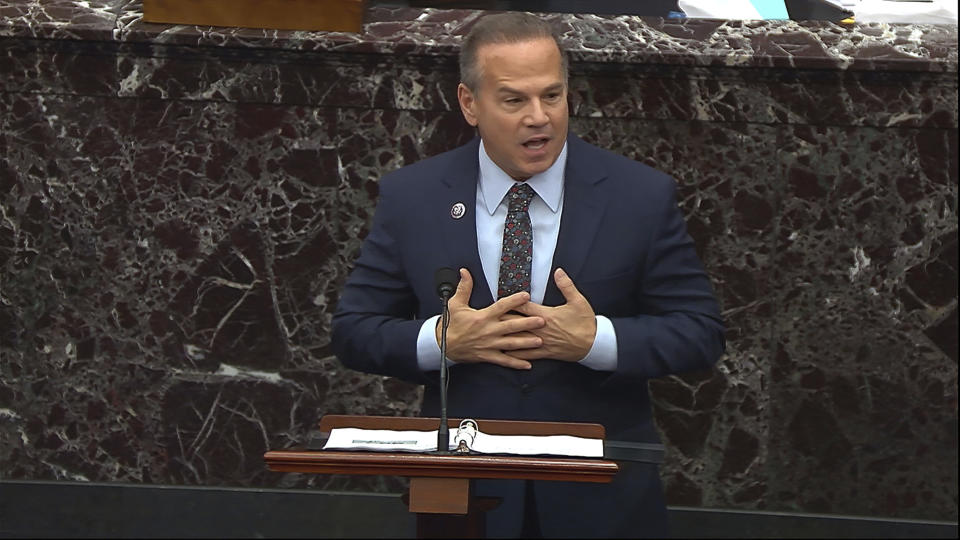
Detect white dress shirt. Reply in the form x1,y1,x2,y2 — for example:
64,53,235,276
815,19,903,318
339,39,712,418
416,139,618,371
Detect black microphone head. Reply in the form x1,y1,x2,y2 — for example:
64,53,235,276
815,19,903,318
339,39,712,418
435,267,460,299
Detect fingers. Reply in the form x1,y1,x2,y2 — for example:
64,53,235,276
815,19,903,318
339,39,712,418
452,268,585,311
449,268,473,306
498,313,544,335
509,347,550,361
512,300,542,317
554,267,586,305
482,351,533,370
510,268,585,318
488,290,532,316
494,331,542,350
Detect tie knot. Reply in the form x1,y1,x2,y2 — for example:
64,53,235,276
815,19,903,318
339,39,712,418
507,182,535,212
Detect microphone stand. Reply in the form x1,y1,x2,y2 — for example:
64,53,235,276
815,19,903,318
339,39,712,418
437,289,452,454
433,266,459,454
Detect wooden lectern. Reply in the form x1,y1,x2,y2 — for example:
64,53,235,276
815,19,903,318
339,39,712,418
264,415,619,538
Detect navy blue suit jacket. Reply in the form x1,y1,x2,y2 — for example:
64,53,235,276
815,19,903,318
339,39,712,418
332,133,724,537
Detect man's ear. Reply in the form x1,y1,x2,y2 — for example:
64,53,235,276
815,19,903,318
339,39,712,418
457,83,479,127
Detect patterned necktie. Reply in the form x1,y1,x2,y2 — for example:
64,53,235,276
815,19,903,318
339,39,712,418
497,182,535,298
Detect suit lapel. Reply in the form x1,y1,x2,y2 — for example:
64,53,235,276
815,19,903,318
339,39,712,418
545,135,609,306
438,138,494,309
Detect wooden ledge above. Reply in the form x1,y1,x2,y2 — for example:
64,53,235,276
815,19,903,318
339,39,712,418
142,0,367,32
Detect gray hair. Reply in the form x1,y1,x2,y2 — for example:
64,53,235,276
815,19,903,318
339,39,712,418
459,12,568,92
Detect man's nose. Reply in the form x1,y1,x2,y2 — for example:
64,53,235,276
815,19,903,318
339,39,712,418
524,99,549,126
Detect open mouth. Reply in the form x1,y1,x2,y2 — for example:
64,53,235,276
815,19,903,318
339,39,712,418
523,137,549,150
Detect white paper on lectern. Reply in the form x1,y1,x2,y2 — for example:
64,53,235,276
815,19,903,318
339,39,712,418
322,427,603,457
469,432,604,458
324,428,440,453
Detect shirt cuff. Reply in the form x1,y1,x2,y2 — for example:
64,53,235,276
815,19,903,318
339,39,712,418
416,315,444,371
578,315,618,371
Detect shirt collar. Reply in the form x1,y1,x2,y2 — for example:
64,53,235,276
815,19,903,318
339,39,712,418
478,139,567,215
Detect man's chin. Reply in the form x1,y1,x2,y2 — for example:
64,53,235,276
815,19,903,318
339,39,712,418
510,167,548,181
522,156,560,177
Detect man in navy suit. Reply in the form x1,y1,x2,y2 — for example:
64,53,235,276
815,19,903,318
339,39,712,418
332,12,724,538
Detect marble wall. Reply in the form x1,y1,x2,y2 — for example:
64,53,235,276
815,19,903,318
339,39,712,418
1,0,957,521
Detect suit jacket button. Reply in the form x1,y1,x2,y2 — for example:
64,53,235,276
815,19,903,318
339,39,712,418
520,383,532,394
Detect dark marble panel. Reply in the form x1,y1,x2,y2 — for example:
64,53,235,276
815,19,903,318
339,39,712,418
572,117,779,509
0,90,476,489
766,124,958,518
1,34,464,112
0,39,120,98
111,45,462,110
554,15,959,72
570,62,957,128
0,0,119,41
4,4,957,131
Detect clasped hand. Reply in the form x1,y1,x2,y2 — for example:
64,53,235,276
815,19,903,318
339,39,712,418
435,268,597,370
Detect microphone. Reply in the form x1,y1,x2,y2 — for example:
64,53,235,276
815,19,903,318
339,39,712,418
434,267,460,453
435,267,459,299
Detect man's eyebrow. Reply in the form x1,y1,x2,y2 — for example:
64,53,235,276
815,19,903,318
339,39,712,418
495,83,565,95
495,85,524,95
542,83,565,93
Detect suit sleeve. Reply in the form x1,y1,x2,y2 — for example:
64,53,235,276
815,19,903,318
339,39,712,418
330,178,431,385
610,179,726,380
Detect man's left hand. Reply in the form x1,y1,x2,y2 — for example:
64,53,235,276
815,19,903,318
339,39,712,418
511,268,597,362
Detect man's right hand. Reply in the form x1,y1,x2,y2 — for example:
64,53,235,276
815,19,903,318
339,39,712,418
435,268,544,370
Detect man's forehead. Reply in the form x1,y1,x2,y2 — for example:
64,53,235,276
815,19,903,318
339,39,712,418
475,37,560,58
475,39,563,81
493,81,565,94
